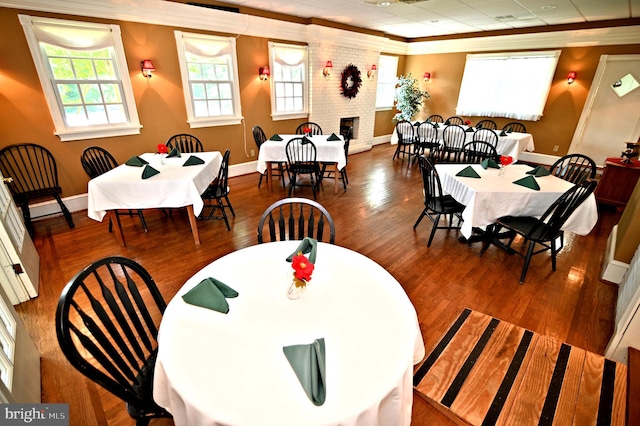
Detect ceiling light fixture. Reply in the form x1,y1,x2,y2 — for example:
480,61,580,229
377,1,391,6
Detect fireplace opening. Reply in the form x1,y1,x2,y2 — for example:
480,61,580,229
340,117,358,139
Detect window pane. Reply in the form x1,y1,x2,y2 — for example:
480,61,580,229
49,58,74,79
215,64,229,80
220,99,233,115
192,83,206,100
294,98,302,111
101,84,121,103
188,63,203,80
64,106,87,126
275,82,284,97
106,104,127,123
284,83,293,97
94,59,116,80
205,83,219,99
201,63,215,80
57,84,81,104
276,98,285,111
80,84,103,104
293,84,302,97
219,83,231,99
207,100,221,116
72,59,96,79
86,105,108,124
194,100,208,116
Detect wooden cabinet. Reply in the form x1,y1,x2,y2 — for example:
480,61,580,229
595,157,640,212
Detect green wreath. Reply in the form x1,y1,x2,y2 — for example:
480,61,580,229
340,64,362,99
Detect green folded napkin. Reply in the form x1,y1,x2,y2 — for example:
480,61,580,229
125,156,149,167
513,175,540,190
182,277,239,313
499,130,507,136
476,123,483,129
526,165,550,177
434,123,440,128
413,122,420,126
270,134,283,141
480,158,500,169
183,155,205,166
141,165,159,179
465,127,474,132
283,338,326,406
300,136,311,145
426,119,431,123
167,147,181,158
504,125,512,133
456,166,481,178
286,237,318,264
327,133,341,141
507,128,513,133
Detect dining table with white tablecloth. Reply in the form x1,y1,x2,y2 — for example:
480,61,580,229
257,134,347,193
153,241,425,426
390,122,535,161
434,163,599,239
87,151,222,246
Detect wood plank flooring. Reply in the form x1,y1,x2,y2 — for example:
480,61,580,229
16,143,621,425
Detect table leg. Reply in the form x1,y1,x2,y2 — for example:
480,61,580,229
186,205,201,245
108,210,126,247
334,163,339,194
266,161,273,192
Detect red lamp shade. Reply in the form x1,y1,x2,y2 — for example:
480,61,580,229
141,60,155,78
567,71,577,84
259,66,270,81
325,61,333,68
423,72,431,82
367,64,377,80
323,61,333,79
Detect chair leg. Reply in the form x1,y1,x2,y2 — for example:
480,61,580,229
427,214,441,247
550,240,557,271
54,194,74,229
413,209,427,229
520,241,536,284
138,211,148,232
258,172,264,188
341,169,347,191
217,199,230,231
224,196,235,217
310,173,317,200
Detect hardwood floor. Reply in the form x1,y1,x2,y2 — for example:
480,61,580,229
16,143,620,425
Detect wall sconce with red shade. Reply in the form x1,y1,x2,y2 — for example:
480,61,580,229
140,60,155,79
259,66,270,81
323,61,333,80
423,72,431,82
367,64,377,80
567,71,577,84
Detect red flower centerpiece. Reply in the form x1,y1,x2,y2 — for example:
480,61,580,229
303,127,311,136
465,120,471,126
157,144,168,154
291,252,314,288
499,155,513,177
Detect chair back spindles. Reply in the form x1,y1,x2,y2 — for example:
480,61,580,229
166,134,203,153
257,197,335,244
550,154,597,185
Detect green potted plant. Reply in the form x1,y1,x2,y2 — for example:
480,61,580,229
393,73,429,123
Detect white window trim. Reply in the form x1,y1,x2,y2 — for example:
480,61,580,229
268,42,308,121
375,55,399,109
174,31,243,128
19,14,142,142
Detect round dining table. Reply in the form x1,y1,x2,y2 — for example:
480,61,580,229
153,241,425,426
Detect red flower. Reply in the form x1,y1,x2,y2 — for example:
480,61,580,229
500,155,513,166
465,120,471,126
303,127,311,134
157,144,168,154
291,252,314,282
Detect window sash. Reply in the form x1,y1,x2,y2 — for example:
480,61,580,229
376,55,398,109
19,15,141,141
456,51,560,121
175,31,243,127
269,42,308,120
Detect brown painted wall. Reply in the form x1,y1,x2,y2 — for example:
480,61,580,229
402,45,640,156
0,8,305,198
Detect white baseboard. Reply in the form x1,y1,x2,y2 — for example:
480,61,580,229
517,152,560,166
600,225,630,284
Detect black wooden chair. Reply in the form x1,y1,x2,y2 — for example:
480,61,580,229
459,141,499,163
393,120,416,161
426,114,444,123
549,154,597,185
321,127,352,191
476,119,497,130
472,128,499,150
253,125,286,188
0,143,74,237
503,122,527,133
200,149,235,230
413,156,465,247
80,146,148,233
286,137,321,199
166,134,203,153
438,124,466,162
257,197,335,244
295,122,323,135
484,180,597,284
56,256,172,426
415,121,440,160
445,116,464,125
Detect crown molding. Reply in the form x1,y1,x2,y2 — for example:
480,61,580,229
407,25,640,55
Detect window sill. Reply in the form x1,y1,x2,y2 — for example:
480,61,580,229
56,125,142,142
188,117,244,128
271,112,308,121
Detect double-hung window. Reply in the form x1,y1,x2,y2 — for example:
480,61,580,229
175,31,242,128
456,50,560,121
268,42,308,120
375,55,398,109
19,15,141,141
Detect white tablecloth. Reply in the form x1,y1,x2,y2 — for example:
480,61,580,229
87,151,222,221
435,163,599,238
257,135,347,174
153,241,425,426
390,122,535,161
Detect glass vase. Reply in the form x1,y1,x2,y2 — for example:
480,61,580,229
498,165,506,177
